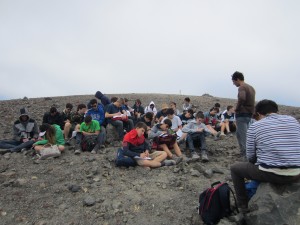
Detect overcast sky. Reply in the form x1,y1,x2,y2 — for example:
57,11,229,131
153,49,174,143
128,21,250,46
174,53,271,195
0,0,299,107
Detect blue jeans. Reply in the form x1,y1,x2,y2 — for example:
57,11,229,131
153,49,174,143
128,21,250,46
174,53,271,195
0,139,35,152
186,132,207,153
236,116,251,156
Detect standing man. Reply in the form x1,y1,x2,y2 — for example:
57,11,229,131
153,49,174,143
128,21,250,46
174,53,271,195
231,71,255,158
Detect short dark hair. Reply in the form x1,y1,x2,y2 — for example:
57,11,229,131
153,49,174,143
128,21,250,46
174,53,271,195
135,99,141,105
195,112,204,119
227,105,234,111
84,115,92,123
50,107,57,114
166,108,175,115
214,103,220,108
77,104,86,111
186,109,194,115
163,118,172,128
90,99,97,105
255,99,278,115
135,122,147,131
232,71,244,81
145,112,154,120
111,97,118,103
184,97,190,102
66,103,73,110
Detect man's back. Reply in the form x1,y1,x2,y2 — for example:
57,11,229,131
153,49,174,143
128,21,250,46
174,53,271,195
236,83,255,114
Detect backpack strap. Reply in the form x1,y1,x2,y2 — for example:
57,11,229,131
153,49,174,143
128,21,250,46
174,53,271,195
228,185,239,213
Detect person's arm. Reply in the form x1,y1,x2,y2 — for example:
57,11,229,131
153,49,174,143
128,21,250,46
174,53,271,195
122,141,141,158
246,125,257,163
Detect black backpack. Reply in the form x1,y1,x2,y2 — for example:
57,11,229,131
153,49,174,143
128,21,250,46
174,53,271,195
198,181,238,225
81,135,98,152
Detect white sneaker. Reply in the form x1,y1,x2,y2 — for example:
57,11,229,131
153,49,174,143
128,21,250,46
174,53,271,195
191,152,200,159
201,152,209,162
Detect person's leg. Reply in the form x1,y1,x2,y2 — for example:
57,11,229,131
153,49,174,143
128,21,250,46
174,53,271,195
230,162,299,209
64,122,72,139
199,133,209,162
172,142,182,157
11,140,35,152
100,126,106,145
0,140,20,149
110,120,124,140
127,119,134,132
186,133,196,154
159,144,172,158
235,117,251,156
137,151,168,168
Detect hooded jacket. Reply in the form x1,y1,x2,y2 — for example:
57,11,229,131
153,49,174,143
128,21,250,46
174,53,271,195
144,101,157,115
182,119,210,135
13,108,39,142
95,91,111,106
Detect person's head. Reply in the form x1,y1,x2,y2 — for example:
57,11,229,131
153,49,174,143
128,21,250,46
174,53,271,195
255,99,278,117
227,105,234,113
90,99,98,110
135,99,141,106
231,71,244,87
19,107,29,122
170,101,177,109
161,103,169,113
161,118,172,131
214,103,220,108
115,98,124,107
84,115,93,124
166,108,175,119
50,106,58,116
77,104,87,114
209,107,219,115
65,103,73,112
195,111,204,123
185,109,194,118
111,97,118,103
39,123,56,144
144,112,154,122
135,122,148,137
124,98,129,105
149,101,155,109
184,97,191,103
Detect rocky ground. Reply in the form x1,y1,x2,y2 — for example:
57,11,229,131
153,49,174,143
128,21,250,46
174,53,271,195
0,93,299,225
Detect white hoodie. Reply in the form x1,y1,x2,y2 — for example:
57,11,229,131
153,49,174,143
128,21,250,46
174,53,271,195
144,101,158,115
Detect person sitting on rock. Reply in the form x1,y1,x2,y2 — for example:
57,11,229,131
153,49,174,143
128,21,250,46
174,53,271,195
219,105,236,138
170,101,180,116
85,99,107,145
33,123,65,152
179,108,195,126
148,119,183,164
105,98,134,141
0,107,39,154
42,106,64,130
203,107,221,140
118,122,176,168
162,108,182,132
144,101,158,116
182,97,192,113
155,103,169,123
74,115,105,154
230,99,300,214
182,111,210,162
61,103,74,142
139,112,154,138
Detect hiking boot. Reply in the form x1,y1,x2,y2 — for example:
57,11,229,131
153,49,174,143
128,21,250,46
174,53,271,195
164,159,176,166
91,149,97,154
219,133,226,140
173,155,183,164
191,152,200,160
74,149,82,155
201,152,209,162
228,132,233,137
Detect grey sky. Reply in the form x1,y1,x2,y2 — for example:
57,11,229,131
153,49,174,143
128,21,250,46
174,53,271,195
1,0,299,106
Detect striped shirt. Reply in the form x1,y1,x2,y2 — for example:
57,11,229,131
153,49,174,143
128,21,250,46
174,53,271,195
246,114,300,168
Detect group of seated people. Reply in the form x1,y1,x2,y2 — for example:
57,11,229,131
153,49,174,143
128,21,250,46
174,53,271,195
0,94,300,216
0,92,236,165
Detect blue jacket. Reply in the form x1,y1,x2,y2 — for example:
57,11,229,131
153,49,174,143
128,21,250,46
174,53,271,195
85,104,105,126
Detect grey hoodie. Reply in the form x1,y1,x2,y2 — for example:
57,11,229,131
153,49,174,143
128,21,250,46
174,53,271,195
182,119,210,135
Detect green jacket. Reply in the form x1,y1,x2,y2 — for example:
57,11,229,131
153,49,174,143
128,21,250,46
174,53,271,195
35,124,65,145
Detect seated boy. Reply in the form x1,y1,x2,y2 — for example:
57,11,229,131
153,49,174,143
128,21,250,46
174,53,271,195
182,112,210,162
119,122,176,168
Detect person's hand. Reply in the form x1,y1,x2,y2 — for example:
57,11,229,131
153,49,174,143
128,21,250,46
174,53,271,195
140,152,147,158
116,112,122,116
197,128,204,132
144,150,149,157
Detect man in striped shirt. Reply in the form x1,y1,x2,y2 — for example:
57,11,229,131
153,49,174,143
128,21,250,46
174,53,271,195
230,99,300,212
